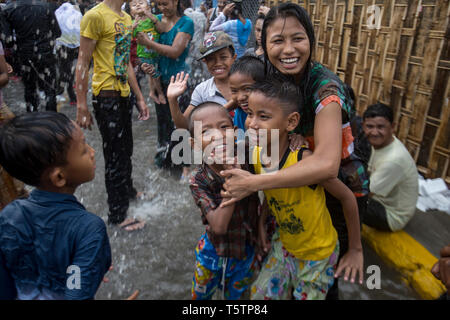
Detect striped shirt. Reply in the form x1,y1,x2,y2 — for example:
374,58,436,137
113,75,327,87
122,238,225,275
189,163,259,259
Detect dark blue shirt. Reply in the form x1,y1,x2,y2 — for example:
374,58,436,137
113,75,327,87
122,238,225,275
0,189,111,300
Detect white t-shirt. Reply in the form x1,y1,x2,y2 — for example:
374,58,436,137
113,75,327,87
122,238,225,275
368,136,419,231
190,77,227,107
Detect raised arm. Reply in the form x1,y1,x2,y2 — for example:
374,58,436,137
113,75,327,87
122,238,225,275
137,31,191,60
221,102,342,205
145,11,165,34
166,72,195,129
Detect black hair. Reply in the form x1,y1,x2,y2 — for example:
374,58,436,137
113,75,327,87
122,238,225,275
362,103,394,124
261,3,315,86
229,55,265,82
188,102,232,135
256,13,266,21
204,45,235,60
124,2,131,15
179,0,192,11
0,112,75,186
230,1,243,20
176,0,184,16
250,76,301,115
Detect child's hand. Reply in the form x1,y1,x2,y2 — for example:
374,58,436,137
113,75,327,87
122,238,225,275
132,20,140,30
141,63,156,77
167,72,189,100
288,133,308,151
136,98,150,120
257,218,271,262
335,248,364,284
6,62,13,74
223,3,235,17
136,31,151,46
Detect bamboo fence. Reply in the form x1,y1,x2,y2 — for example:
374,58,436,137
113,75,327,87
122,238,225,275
267,0,450,182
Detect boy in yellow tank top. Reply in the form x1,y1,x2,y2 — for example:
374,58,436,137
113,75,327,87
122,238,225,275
246,78,364,300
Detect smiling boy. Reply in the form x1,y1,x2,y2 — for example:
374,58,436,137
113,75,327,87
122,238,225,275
167,31,237,130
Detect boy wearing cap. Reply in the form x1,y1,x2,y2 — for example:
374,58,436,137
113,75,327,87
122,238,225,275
166,31,237,130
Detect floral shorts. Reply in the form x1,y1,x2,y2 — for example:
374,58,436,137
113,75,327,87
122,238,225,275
251,231,339,300
192,233,257,300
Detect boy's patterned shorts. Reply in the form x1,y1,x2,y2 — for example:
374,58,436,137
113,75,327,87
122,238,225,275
191,233,257,300
251,231,339,300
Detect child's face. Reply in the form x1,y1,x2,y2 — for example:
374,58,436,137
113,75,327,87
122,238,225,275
265,16,311,79
246,91,297,146
203,47,236,81
229,72,254,113
62,123,96,188
191,106,235,155
130,0,149,16
255,18,264,47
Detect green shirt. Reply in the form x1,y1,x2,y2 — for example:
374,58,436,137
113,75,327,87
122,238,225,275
132,17,160,59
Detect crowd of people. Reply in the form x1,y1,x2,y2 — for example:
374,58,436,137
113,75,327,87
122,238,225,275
0,0,448,301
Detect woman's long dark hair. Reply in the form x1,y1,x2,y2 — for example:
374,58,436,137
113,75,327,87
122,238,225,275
176,0,184,16
261,3,315,104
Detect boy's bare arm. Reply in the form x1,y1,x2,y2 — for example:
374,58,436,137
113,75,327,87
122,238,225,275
321,177,364,284
205,199,236,236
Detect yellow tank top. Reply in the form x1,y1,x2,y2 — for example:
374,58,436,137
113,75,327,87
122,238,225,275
253,147,337,261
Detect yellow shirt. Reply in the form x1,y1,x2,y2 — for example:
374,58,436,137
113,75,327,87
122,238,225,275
253,147,337,261
80,3,132,97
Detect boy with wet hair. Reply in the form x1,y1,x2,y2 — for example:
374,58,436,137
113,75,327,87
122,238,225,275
188,101,260,300
0,112,111,300
246,78,364,300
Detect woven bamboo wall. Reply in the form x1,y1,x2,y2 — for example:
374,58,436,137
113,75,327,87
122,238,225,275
267,0,450,182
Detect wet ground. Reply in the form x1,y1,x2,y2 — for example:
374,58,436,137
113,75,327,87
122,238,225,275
3,76,449,300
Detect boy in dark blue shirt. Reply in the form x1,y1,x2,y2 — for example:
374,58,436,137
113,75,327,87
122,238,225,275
0,112,111,300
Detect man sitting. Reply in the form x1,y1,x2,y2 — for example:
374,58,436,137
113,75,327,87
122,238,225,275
362,103,419,232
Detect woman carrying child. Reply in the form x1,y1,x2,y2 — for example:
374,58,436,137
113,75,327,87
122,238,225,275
136,0,194,168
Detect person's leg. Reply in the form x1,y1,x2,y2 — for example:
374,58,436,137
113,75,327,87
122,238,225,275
92,96,132,224
224,245,258,300
250,232,292,300
292,241,339,300
191,234,221,300
20,58,39,112
66,47,79,103
36,54,57,112
363,198,392,231
154,82,176,168
119,96,137,200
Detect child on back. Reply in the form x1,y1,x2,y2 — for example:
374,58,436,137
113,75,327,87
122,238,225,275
246,78,364,300
187,102,260,300
130,0,166,105
228,55,264,134
0,112,111,300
